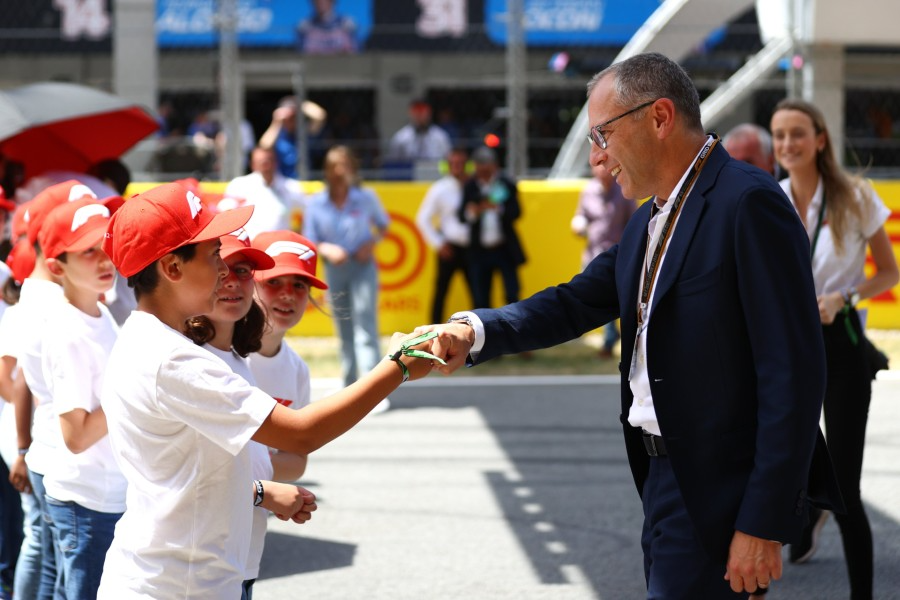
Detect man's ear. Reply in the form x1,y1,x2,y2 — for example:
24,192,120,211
44,257,65,278
158,253,184,283
651,98,677,140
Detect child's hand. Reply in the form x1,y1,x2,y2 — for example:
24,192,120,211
386,331,447,381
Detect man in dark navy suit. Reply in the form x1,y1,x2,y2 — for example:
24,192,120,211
418,53,836,598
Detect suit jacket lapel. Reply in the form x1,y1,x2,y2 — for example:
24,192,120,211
620,201,651,328
649,144,726,313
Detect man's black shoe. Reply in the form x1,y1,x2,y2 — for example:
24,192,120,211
789,507,829,564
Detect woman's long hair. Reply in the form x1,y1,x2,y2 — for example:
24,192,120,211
773,98,869,255
184,300,267,357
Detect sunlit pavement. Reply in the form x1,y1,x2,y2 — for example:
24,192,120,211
254,375,900,600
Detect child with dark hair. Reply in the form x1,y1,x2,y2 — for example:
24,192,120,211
97,183,437,599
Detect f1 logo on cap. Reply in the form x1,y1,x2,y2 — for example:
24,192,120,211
232,227,250,243
265,240,315,261
68,184,97,201
70,204,109,232
186,190,202,219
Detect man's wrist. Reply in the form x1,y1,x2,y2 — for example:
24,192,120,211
449,311,486,357
17,448,28,457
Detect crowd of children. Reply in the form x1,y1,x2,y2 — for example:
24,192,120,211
0,180,437,599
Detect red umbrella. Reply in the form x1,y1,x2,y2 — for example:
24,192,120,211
0,82,159,180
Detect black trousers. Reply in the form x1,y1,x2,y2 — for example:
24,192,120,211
468,247,520,309
430,243,471,324
822,308,873,600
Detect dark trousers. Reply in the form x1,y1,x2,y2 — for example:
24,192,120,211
0,461,23,595
469,247,520,309
430,244,471,324
641,457,745,599
822,309,873,600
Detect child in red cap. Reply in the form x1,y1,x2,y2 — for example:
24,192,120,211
9,179,105,600
182,230,308,599
36,197,124,600
97,183,437,599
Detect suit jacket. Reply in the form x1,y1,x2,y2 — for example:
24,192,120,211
460,175,527,266
471,144,838,562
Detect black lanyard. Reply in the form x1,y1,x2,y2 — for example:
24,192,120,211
629,135,718,383
637,135,719,330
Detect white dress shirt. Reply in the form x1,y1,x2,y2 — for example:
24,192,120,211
415,175,470,250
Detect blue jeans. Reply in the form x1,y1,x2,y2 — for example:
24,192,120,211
14,491,41,600
0,461,23,598
27,471,58,600
325,259,381,387
45,498,120,600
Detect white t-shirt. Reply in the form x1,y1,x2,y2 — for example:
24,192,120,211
780,176,891,297
42,302,126,513
205,344,273,581
18,278,66,476
249,340,312,411
98,311,277,600
0,301,16,467
222,172,305,238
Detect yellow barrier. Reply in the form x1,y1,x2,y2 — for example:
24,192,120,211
126,179,900,334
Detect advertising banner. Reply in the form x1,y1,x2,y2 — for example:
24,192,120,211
127,179,900,335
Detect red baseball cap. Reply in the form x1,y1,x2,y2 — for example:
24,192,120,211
11,200,32,240
251,230,328,289
26,180,98,244
103,182,254,278
220,229,276,270
38,197,114,260
5,238,36,284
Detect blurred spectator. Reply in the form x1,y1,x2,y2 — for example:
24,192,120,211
221,146,306,238
416,147,472,323
259,96,328,178
87,158,132,196
296,0,358,55
723,123,775,175
303,146,389,405
459,146,525,309
386,99,452,163
571,164,636,358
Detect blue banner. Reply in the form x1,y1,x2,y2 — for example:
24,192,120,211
157,0,372,50
485,0,661,46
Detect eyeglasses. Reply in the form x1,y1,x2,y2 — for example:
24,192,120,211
227,262,256,281
586,99,657,149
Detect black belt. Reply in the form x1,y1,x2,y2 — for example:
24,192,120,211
642,431,667,457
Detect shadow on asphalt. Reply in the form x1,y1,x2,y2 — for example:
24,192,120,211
390,381,649,598
258,531,356,579
387,380,900,599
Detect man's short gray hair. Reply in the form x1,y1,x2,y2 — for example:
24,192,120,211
586,53,703,133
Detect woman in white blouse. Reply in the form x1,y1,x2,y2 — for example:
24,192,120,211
770,98,898,600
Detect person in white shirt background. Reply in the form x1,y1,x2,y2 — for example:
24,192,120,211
386,98,452,163
415,147,473,324
770,98,899,600
221,146,306,239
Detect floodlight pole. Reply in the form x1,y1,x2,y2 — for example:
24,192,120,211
506,0,527,178
218,0,243,181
